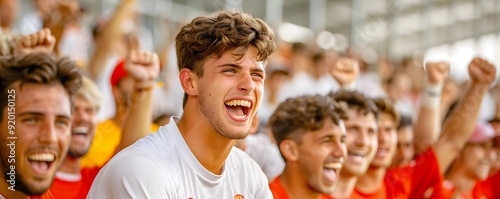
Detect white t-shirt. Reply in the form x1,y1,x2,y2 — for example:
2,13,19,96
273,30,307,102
245,132,285,181
87,117,272,199
17,13,42,35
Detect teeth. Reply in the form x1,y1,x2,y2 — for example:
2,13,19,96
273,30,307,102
225,100,251,108
28,153,55,162
324,162,342,170
73,127,89,134
349,152,365,157
233,115,246,119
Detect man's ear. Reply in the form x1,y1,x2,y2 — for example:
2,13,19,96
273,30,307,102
179,68,198,96
279,140,299,162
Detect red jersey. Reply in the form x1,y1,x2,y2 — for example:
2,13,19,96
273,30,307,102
426,171,500,199
49,167,101,199
269,177,333,199
474,170,500,199
353,147,443,199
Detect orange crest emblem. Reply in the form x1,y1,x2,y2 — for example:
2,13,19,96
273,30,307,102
234,194,244,199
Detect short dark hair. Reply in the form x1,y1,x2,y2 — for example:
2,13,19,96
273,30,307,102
398,115,412,130
328,90,379,121
0,53,82,121
373,97,400,125
269,94,348,146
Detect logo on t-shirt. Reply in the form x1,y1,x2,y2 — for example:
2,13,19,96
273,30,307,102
234,194,244,199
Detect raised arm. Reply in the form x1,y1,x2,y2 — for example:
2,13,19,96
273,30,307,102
115,50,160,152
87,0,136,79
43,0,79,56
435,58,496,173
413,62,449,154
330,57,360,91
14,28,55,55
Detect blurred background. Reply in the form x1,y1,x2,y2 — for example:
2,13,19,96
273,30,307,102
14,0,500,82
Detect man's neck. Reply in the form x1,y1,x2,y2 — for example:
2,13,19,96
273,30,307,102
59,155,81,174
0,178,29,199
280,167,320,199
177,103,234,175
356,166,386,194
331,174,358,198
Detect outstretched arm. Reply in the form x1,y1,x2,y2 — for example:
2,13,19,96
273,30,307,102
413,62,449,154
435,58,496,173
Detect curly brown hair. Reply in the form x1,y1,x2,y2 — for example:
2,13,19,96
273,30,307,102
328,90,379,121
372,97,400,125
269,94,349,146
0,53,82,121
176,10,276,107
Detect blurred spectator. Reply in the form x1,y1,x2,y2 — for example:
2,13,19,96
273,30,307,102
50,51,159,198
391,115,414,167
79,59,159,168
17,0,57,35
0,0,19,31
88,0,143,120
385,70,415,117
269,94,347,198
236,115,285,181
258,63,290,125
433,122,497,198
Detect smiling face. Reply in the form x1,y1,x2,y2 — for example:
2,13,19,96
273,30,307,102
191,46,265,139
0,82,71,195
342,109,378,177
297,119,346,194
371,113,397,168
67,96,98,158
392,126,414,167
461,141,495,180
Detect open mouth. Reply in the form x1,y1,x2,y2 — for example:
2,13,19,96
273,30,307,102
323,162,342,183
348,151,367,163
72,126,89,135
224,99,252,121
376,148,388,156
28,153,55,175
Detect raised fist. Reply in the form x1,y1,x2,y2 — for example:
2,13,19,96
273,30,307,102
425,62,450,85
468,58,496,86
15,28,56,55
124,50,160,90
331,57,359,86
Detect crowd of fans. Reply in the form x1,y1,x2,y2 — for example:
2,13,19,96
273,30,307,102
1,0,500,198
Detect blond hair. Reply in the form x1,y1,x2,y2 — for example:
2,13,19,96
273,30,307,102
77,76,103,111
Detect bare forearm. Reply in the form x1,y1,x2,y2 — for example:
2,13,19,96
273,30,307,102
116,88,153,152
414,84,443,154
436,83,488,173
88,0,135,78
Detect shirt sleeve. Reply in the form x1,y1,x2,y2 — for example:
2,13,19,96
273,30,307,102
86,152,173,199
252,159,274,199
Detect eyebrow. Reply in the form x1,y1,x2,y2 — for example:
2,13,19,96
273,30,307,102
18,112,71,121
218,64,266,74
218,63,242,69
